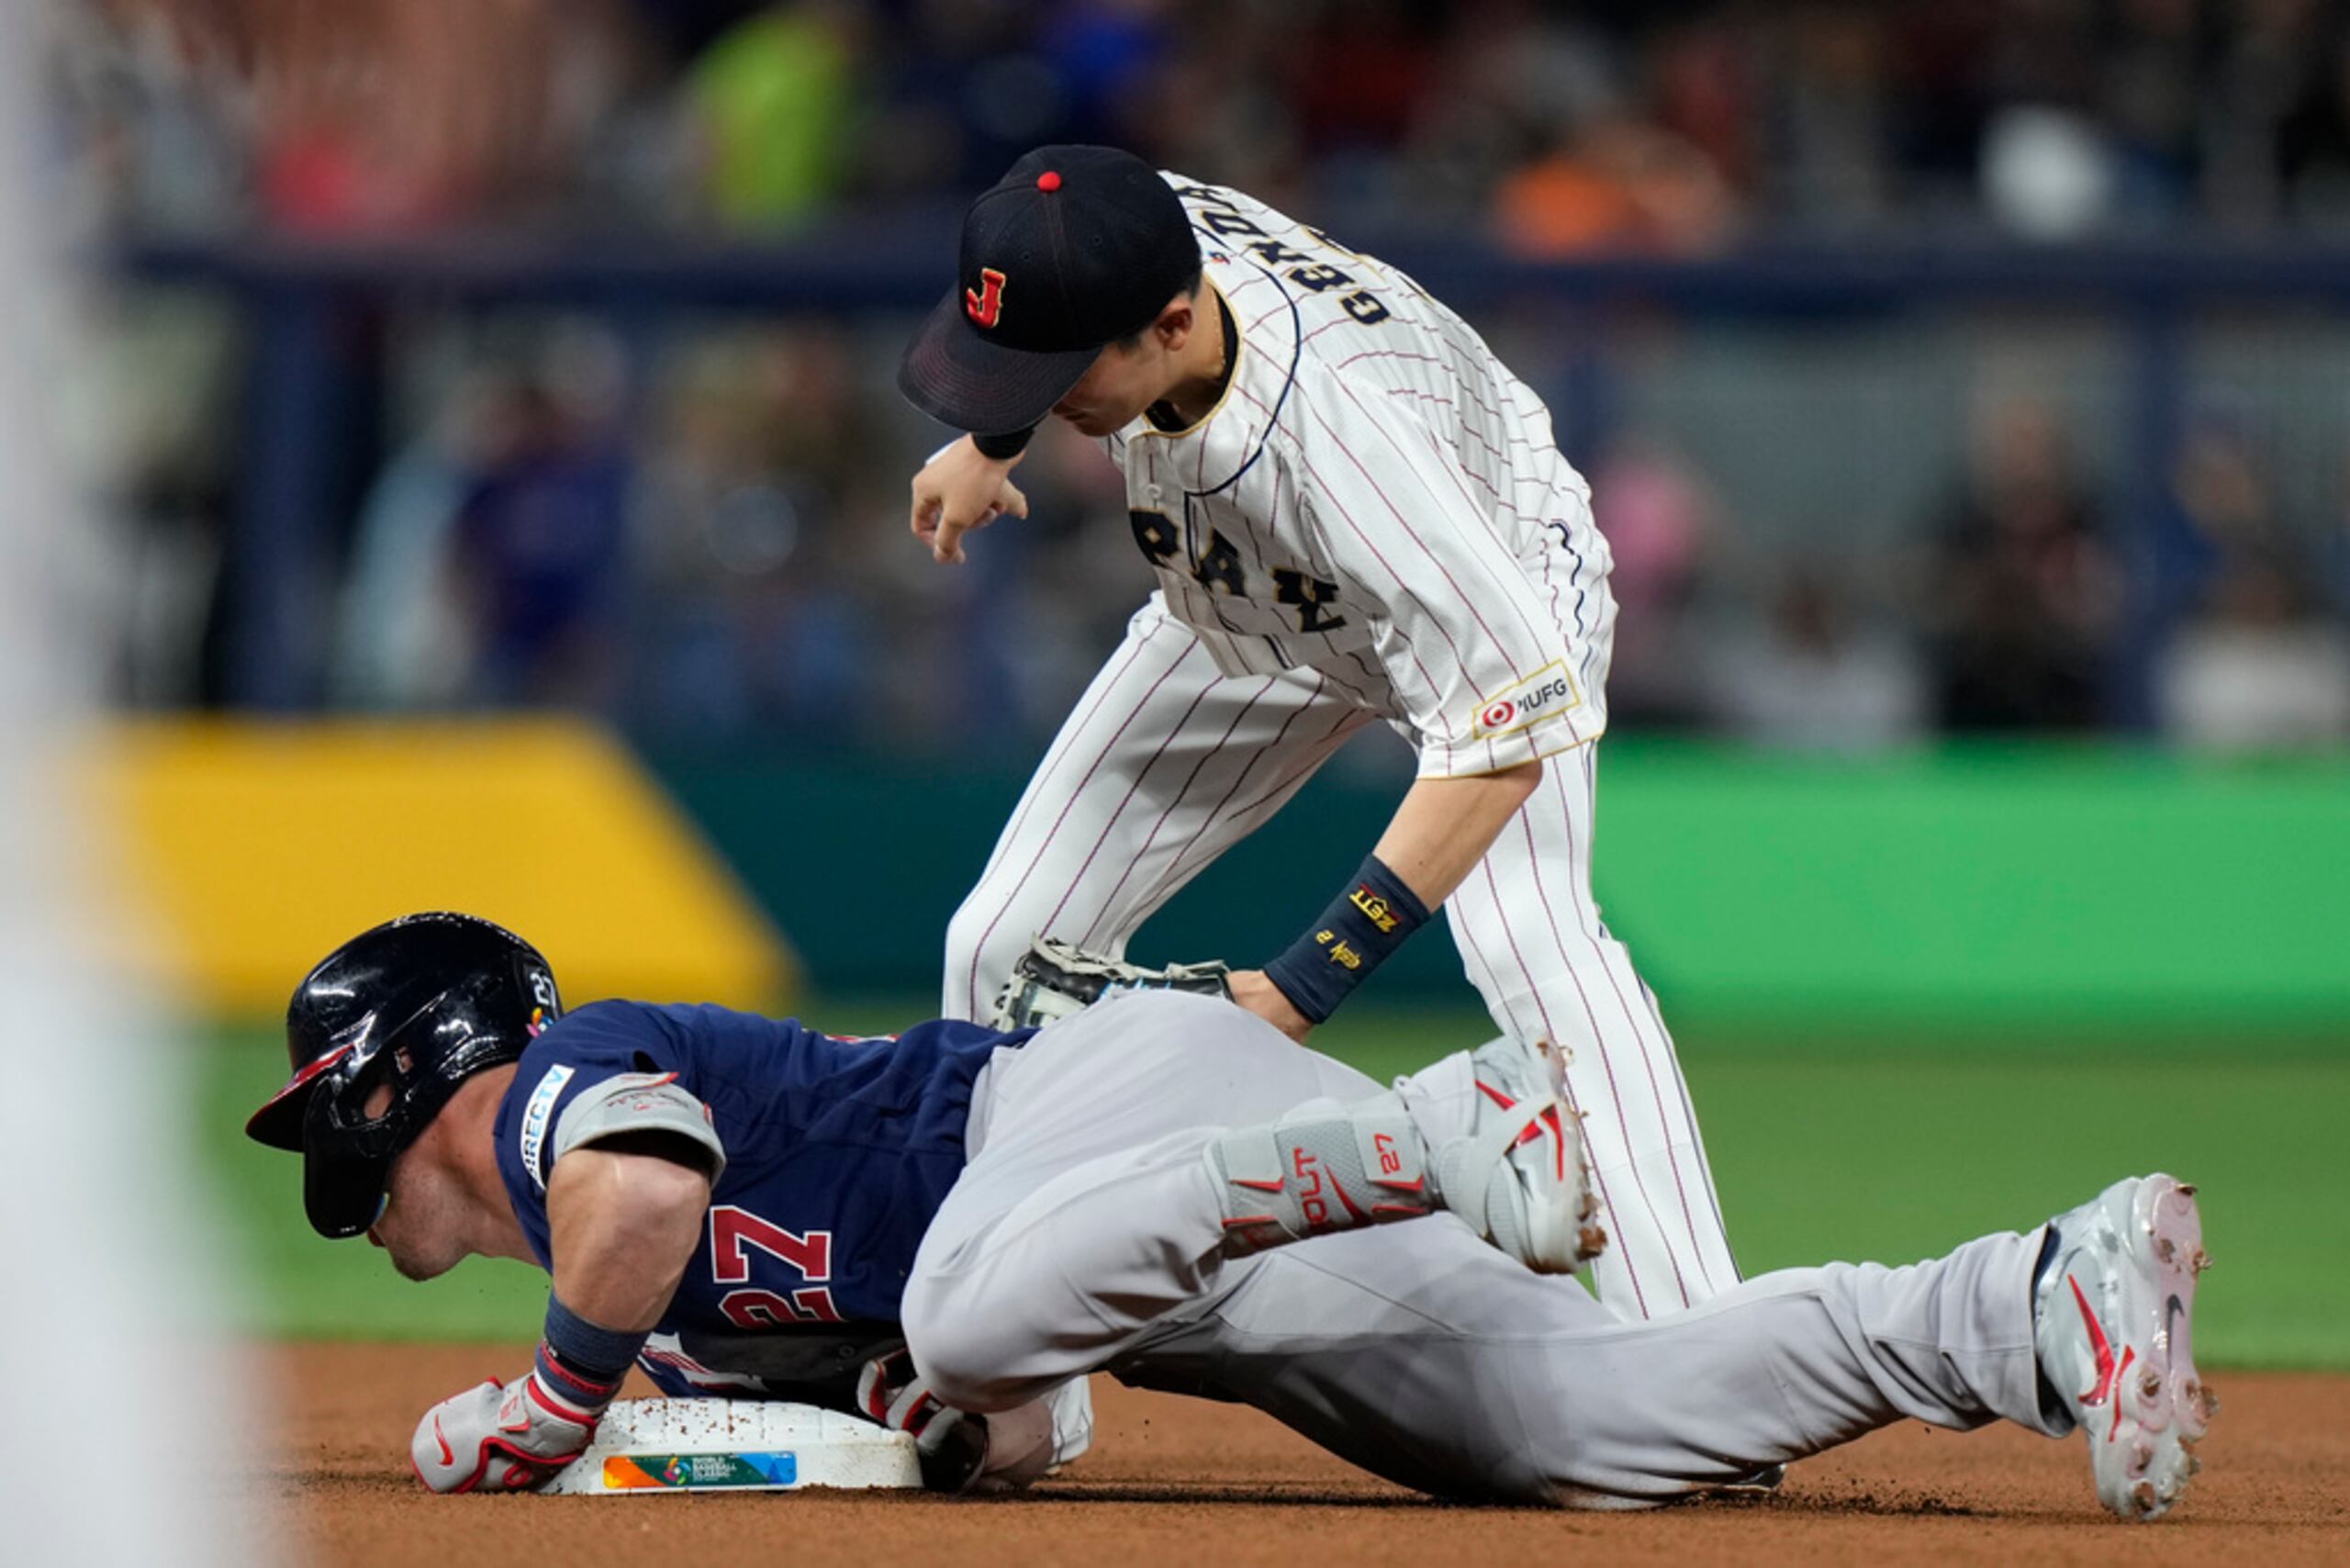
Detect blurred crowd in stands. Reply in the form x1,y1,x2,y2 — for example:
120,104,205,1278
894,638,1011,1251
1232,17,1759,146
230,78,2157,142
62,1,2350,754
64,0,2350,245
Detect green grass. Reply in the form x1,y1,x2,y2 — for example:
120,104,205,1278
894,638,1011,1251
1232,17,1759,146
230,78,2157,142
206,1002,2350,1367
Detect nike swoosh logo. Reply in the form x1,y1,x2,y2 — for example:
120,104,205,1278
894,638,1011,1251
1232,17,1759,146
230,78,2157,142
1484,1082,1570,1182
2067,1273,2120,1406
2165,1294,2187,1358
432,1415,454,1468
2068,1272,2142,1443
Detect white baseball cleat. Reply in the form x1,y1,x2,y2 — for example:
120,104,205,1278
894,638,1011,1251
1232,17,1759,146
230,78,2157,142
2031,1173,2215,1522
1423,1036,1605,1275
1203,1036,1604,1270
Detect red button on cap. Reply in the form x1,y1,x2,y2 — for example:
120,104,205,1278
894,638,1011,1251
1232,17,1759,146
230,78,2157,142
1036,171,1062,192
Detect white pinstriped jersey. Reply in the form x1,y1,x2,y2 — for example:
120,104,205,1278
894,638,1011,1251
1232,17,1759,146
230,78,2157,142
1099,174,1618,778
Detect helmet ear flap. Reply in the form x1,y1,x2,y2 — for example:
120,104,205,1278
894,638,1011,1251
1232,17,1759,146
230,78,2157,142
296,1016,448,1238
299,1070,403,1239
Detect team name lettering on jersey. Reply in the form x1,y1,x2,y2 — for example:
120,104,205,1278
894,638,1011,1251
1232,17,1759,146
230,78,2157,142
1192,529,1245,595
1131,508,1179,566
1136,509,1348,632
1271,568,1347,633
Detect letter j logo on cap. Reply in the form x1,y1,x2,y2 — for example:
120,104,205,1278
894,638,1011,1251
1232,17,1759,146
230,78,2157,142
964,267,1008,329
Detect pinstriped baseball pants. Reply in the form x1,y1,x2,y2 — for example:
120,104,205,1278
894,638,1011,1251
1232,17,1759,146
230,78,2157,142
942,593,1740,1320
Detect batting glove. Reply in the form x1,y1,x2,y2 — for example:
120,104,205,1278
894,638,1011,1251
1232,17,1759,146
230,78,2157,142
856,1347,990,1494
410,1371,602,1494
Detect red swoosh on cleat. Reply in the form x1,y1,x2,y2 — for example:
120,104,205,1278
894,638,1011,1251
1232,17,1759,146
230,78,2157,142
432,1415,454,1468
2068,1274,2121,1411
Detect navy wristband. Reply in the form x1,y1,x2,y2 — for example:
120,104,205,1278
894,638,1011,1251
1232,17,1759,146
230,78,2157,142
972,426,1035,460
538,1293,647,1403
1260,855,1431,1025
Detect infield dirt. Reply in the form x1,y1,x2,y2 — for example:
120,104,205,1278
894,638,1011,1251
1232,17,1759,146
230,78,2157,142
263,1343,2348,1566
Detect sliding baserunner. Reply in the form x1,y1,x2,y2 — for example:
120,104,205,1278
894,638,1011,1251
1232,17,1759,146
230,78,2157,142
252,912,2215,1519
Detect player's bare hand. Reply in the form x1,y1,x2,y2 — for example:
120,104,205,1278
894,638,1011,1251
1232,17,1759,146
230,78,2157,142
911,436,1028,566
1228,969,1315,1043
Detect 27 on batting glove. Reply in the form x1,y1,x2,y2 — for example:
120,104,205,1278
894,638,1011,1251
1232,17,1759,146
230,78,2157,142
856,1347,989,1494
410,1371,603,1494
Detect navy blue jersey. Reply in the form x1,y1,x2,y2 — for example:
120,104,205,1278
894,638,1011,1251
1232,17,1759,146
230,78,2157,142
492,1000,1030,1394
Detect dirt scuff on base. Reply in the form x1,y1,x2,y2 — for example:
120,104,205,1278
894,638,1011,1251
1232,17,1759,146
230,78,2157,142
259,1343,2349,1566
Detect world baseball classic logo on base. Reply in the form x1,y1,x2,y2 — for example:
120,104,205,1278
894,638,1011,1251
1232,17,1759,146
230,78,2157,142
543,1399,923,1495
601,1451,800,1491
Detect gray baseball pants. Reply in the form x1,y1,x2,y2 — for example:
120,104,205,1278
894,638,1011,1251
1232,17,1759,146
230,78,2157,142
903,991,2065,1506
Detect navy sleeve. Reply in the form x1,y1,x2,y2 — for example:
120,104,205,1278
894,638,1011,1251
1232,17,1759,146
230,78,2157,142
492,1001,697,1270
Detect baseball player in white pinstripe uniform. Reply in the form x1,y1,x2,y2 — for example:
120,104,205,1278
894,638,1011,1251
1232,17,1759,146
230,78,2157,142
901,145,1734,1326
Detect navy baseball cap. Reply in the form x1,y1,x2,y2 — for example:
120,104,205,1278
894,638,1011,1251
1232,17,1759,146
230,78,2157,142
899,145,1203,434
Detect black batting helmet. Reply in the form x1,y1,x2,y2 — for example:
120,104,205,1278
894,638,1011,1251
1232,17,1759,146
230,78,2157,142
246,912,561,1238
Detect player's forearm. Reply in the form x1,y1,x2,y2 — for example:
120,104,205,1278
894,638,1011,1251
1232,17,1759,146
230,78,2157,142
545,1146,711,1332
1372,759,1545,911
412,1144,709,1495
1245,759,1542,1035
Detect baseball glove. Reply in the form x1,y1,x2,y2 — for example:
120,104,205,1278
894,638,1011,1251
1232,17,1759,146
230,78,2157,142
987,935,1236,1031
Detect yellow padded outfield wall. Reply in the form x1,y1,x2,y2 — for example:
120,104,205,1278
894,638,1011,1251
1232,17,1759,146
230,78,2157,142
81,718,794,1015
